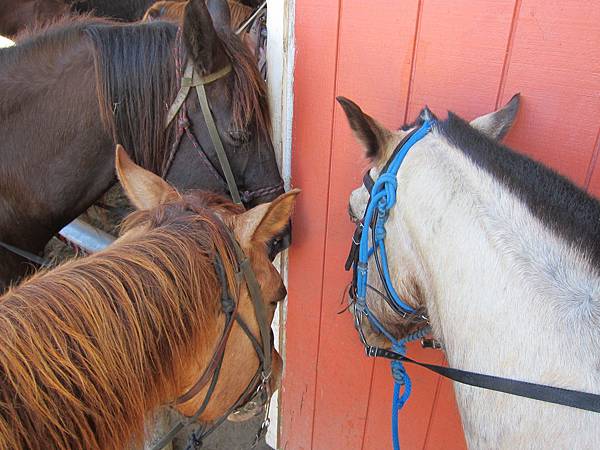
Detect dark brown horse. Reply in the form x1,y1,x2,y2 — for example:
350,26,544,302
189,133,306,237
0,146,298,450
0,0,156,37
71,0,155,21
0,0,285,291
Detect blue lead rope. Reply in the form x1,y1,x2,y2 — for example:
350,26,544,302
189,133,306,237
354,119,434,450
390,326,431,450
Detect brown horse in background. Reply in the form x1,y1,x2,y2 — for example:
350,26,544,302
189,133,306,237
0,0,155,37
0,146,298,450
0,0,69,37
144,0,263,65
0,0,285,291
145,0,251,27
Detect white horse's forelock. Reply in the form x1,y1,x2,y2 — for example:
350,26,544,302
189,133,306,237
350,126,600,448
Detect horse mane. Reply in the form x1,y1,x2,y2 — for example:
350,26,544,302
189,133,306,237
436,113,600,269
0,192,240,450
85,20,179,175
228,0,253,30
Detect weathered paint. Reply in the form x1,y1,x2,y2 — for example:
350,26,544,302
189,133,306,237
283,1,600,448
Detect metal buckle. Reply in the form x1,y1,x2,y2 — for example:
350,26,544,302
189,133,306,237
261,369,272,383
251,375,272,448
421,338,442,349
252,417,271,448
365,346,379,357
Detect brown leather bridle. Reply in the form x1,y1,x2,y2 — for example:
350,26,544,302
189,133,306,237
151,221,274,450
163,30,283,208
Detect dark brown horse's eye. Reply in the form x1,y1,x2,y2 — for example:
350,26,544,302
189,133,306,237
228,128,252,145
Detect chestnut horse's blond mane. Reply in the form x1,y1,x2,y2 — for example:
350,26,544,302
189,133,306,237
0,193,241,450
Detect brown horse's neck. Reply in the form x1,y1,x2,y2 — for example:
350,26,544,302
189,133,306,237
0,218,229,449
0,26,125,287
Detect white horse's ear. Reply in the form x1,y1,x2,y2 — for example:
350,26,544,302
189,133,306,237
470,94,520,141
337,96,392,161
115,145,176,210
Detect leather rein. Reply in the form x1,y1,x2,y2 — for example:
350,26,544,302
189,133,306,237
152,223,273,450
345,119,600,448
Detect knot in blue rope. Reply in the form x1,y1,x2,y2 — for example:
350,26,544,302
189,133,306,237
374,217,387,242
391,341,408,385
373,173,398,211
390,326,431,407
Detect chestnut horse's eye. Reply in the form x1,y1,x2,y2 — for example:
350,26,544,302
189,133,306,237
228,128,252,145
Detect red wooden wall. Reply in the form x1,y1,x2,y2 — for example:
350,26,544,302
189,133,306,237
282,1,600,449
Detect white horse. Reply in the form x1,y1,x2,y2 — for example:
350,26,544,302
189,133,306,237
339,95,600,449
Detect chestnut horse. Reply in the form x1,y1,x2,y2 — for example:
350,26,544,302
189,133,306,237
144,0,264,66
145,0,250,25
0,145,298,450
0,0,285,291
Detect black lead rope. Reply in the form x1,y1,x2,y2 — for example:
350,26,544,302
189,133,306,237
369,346,600,413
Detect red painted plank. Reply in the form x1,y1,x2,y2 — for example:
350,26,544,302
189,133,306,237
499,0,600,186
310,1,422,449
281,1,341,449
423,363,467,450
586,132,600,196
406,0,517,122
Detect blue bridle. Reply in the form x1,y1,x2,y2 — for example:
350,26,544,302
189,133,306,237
347,119,435,450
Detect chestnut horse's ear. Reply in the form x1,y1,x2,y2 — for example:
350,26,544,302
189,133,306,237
115,145,176,210
237,189,300,245
183,0,229,74
470,93,521,141
336,96,392,161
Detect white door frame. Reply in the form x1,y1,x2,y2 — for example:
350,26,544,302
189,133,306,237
266,0,295,448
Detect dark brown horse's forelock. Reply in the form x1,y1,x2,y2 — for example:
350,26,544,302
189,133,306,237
84,17,270,176
218,28,272,139
0,193,240,450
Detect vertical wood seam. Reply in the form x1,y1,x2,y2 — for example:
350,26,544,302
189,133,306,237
584,125,600,190
421,374,444,450
309,0,343,446
403,0,424,123
359,361,377,450
495,0,522,108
